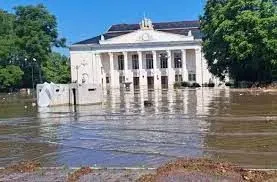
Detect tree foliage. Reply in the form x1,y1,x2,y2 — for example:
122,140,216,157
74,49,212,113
0,65,23,89
0,4,68,90
201,0,277,82
42,52,70,84
0,10,18,65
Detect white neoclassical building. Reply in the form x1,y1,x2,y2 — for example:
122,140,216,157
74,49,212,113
70,18,217,90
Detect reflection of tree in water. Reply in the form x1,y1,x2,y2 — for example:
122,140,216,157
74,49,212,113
204,90,277,168
187,90,197,116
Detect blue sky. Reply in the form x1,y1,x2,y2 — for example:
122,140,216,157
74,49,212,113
1,0,206,55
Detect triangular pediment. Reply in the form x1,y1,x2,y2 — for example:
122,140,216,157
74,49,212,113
99,29,194,45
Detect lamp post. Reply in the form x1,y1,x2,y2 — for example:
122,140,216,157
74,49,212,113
33,58,42,83
25,58,36,92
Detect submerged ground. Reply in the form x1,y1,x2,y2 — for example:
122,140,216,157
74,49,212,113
1,88,277,181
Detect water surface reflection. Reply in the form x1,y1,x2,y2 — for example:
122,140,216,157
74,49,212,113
1,89,277,168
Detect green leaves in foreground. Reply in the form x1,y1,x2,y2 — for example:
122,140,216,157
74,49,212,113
201,0,277,82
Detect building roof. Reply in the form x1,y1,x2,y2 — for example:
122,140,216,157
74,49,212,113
73,20,202,45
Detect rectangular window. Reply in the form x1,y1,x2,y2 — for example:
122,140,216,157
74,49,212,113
132,54,139,69
175,74,183,82
146,54,153,69
161,76,168,89
174,53,182,68
188,73,196,81
119,76,125,83
160,53,168,68
106,77,110,84
118,55,124,70
133,77,140,89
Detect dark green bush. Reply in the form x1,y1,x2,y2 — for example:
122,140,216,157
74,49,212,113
225,82,232,87
190,83,201,88
208,83,215,87
174,82,182,89
181,82,190,87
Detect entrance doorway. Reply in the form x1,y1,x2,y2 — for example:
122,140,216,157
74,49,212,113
161,76,168,89
133,77,140,90
147,77,154,90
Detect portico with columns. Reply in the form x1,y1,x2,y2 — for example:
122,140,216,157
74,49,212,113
70,18,216,90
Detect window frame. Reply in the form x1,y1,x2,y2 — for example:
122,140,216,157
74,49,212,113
188,73,196,81
119,75,125,83
174,52,182,68
175,74,183,82
146,54,153,69
118,55,124,70
132,54,139,70
160,53,168,69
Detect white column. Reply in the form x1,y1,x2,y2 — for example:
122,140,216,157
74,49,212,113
167,50,174,87
108,52,114,88
138,51,144,88
181,49,188,81
138,51,143,71
195,48,203,85
152,50,159,89
123,52,128,83
167,50,172,69
91,53,96,84
95,54,102,86
152,51,157,71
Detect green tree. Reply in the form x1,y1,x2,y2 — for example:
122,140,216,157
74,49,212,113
200,0,277,83
42,52,70,83
0,10,18,65
14,4,66,86
0,65,24,90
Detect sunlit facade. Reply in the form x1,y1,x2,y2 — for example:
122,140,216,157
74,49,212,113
70,18,217,90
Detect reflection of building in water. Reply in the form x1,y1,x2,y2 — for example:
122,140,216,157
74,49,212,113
168,90,174,113
195,89,219,116
103,88,222,116
154,90,160,113
183,90,188,114
201,89,277,168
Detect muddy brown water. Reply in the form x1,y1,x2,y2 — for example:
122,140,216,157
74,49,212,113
1,89,277,169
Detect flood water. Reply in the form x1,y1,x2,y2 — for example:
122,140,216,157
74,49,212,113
1,89,277,169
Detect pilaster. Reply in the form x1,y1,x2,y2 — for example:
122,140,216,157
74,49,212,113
181,49,188,81
152,50,160,89
123,51,128,82
108,52,114,87
167,50,174,87
195,48,203,85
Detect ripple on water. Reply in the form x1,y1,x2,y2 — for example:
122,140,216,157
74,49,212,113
1,89,277,168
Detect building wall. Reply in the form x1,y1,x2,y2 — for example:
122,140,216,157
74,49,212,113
70,51,94,84
70,46,218,90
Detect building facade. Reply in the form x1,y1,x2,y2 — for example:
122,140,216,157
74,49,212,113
70,18,217,90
